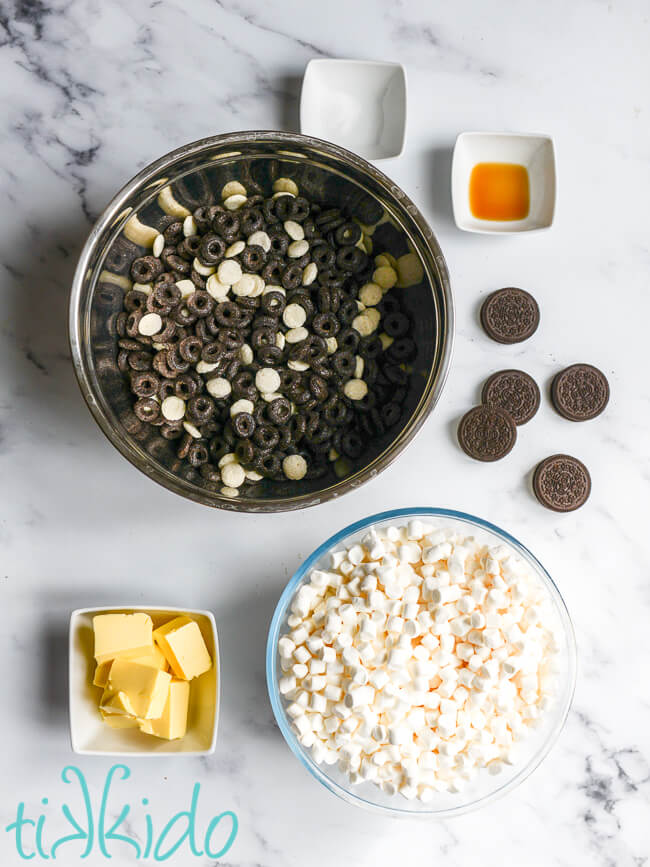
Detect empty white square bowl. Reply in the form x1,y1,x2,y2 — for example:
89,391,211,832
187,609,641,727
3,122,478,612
69,606,220,756
451,132,557,233
300,59,407,160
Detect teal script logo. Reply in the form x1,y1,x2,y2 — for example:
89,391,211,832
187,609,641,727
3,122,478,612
5,765,238,861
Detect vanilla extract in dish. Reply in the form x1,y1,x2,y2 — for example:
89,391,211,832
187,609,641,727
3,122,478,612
469,162,530,222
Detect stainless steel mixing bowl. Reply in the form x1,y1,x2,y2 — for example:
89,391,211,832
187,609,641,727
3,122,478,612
69,131,453,512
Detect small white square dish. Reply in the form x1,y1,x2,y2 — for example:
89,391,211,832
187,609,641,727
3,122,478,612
300,59,407,160
451,132,556,234
69,606,219,756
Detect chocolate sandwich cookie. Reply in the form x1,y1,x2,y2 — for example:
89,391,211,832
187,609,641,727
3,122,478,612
551,363,610,422
481,369,540,426
480,287,540,344
533,454,591,512
458,405,517,462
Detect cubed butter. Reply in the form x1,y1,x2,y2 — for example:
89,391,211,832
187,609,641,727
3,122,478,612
107,659,171,720
153,617,212,680
94,643,166,689
100,689,138,717
100,710,141,729
128,644,168,671
93,659,113,688
139,679,190,740
93,613,153,664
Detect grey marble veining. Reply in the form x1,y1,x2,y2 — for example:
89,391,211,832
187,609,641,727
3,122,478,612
1,0,649,864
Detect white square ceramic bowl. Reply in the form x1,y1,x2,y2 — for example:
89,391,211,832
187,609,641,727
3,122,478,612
451,132,556,233
69,606,220,756
300,59,407,160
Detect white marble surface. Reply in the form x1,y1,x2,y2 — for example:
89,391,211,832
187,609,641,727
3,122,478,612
1,0,649,863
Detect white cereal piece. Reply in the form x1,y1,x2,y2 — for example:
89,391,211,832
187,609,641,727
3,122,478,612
221,181,247,199
138,312,162,336
183,215,197,237
232,274,256,297
359,282,383,307
326,337,338,354
196,360,219,374
220,486,239,498
206,377,231,399
225,240,245,258
124,214,158,247
379,333,394,351
343,379,368,401
284,220,304,241
161,396,185,421
221,462,245,489
354,355,365,379
352,313,374,337
183,421,202,439
283,303,307,328
288,239,309,258
302,262,318,286
230,398,254,417
251,274,265,297
373,265,398,289
175,279,196,298
206,274,230,299
365,308,381,331
255,367,281,394
152,234,165,258
283,454,307,481
273,178,299,196
217,259,242,286
239,343,254,365
217,452,237,468
156,186,191,218
223,194,247,211
285,326,309,344
193,257,216,277
248,230,271,252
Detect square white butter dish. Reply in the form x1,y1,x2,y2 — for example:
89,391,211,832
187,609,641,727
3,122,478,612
69,606,219,756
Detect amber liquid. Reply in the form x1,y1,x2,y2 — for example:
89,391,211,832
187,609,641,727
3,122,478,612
469,162,530,221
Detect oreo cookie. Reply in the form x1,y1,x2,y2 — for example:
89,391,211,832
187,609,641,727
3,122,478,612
480,288,540,344
458,405,517,462
482,369,540,426
551,363,610,422
533,454,591,512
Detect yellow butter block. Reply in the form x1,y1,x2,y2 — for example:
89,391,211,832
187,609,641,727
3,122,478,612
153,617,211,681
93,641,166,689
93,613,153,664
128,644,168,671
93,659,113,688
107,659,171,720
139,679,190,740
100,689,138,717
101,710,141,729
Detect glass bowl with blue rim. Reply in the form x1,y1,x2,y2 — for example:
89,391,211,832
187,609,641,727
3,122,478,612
266,507,577,817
